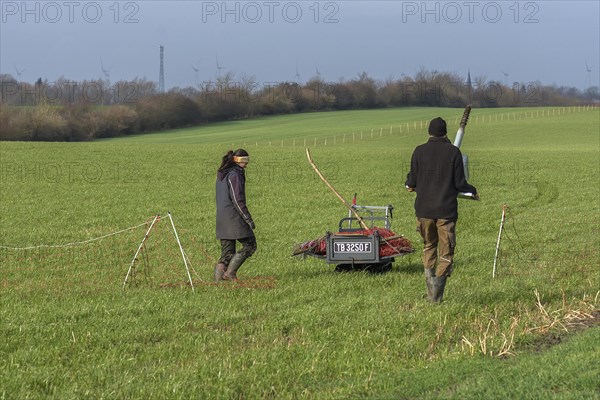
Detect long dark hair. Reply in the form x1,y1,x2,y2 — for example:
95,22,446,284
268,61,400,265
218,149,249,171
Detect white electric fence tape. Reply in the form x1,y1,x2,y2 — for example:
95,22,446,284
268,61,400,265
0,220,151,251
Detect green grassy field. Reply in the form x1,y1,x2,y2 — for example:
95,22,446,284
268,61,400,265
1,106,599,399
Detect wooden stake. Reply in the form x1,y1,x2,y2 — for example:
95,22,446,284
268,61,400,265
168,212,195,292
306,148,368,230
492,204,508,278
123,215,160,289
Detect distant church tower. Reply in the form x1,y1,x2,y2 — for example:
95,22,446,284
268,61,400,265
159,45,165,93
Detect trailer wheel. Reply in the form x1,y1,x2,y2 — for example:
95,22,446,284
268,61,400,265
334,262,392,274
368,262,392,274
334,264,354,273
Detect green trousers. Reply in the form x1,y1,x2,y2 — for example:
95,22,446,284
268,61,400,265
416,218,456,277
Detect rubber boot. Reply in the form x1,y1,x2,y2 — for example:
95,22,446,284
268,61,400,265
425,268,436,301
223,252,247,281
430,276,447,303
214,262,227,282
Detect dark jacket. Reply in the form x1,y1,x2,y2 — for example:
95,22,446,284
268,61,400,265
216,165,255,240
405,136,477,219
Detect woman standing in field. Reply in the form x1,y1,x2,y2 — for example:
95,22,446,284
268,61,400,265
214,149,257,281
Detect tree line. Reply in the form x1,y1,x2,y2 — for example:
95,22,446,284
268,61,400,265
1,69,598,141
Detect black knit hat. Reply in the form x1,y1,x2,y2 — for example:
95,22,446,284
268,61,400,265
428,117,447,137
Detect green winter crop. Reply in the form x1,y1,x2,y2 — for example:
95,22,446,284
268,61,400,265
1,106,598,399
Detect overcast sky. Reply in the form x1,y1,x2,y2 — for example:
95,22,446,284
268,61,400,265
1,0,599,90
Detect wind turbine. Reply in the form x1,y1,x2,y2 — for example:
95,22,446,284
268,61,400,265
585,61,592,87
216,54,225,77
13,64,26,79
502,71,509,85
315,65,321,79
191,60,200,86
294,62,301,82
100,58,112,82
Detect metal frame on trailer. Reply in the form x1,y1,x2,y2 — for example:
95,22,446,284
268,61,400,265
302,204,412,273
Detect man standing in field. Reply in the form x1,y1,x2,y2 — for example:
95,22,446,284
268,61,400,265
405,117,477,303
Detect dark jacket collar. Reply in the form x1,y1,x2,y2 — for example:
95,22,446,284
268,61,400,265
217,164,244,181
427,136,451,144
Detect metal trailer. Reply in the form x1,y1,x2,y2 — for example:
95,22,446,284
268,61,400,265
311,204,413,273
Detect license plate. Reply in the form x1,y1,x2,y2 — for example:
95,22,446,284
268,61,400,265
333,241,372,254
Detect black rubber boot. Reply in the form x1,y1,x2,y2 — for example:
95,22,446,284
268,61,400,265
425,268,436,301
223,253,247,281
430,276,447,303
214,262,227,282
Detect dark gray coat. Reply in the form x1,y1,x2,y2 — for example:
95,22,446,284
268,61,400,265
216,165,255,240
405,136,477,220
